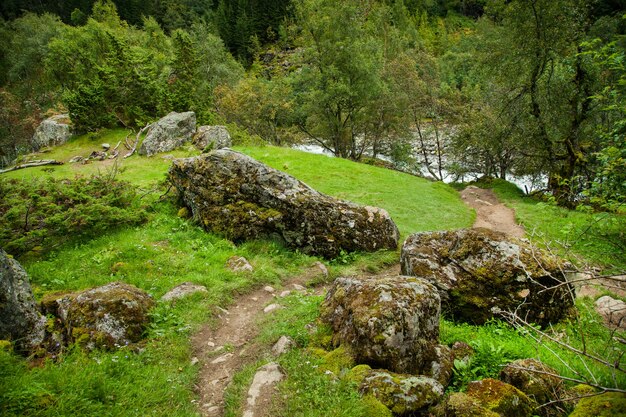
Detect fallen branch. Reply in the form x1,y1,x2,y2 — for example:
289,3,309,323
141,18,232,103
124,123,152,159
0,159,63,174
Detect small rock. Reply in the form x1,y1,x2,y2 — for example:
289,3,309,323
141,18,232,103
271,336,295,356
242,363,285,417
88,150,107,161
264,304,281,314
211,353,233,364
69,155,84,163
102,143,110,150
227,256,253,273
279,290,291,298
207,341,215,347
595,295,626,330
160,282,208,302
430,392,499,417
292,284,306,291
359,370,444,415
190,357,199,366
500,358,564,409
263,286,275,293
313,261,329,277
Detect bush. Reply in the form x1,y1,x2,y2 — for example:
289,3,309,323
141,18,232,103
0,174,147,256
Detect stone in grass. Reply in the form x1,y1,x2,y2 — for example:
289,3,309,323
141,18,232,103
569,392,626,417
271,335,295,356
227,256,253,273
31,114,72,150
168,149,399,259
41,282,154,350
594,295,626,330
499,358,564,411
193,125,231,151
160,282,208,302
308,345,355,376
242,362,285,417
359,370,444,415
401,228,575,326
0,248,46,353
320,275,440,374
466,378,534,417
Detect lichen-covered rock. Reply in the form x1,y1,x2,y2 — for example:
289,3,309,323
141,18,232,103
227,256,253,272
362,395,393,417
400,228,574,326
424,344,454,387
193,125,231,150
41,282,154,350
168,149,399,259
500,359,563,411
359,370,444,415
320,275,440,374
568,392,626,417
429,392,500,417
451,341,474,363
467,378,534,417
0,249,46,353
160,282,207,302
139,111,196,156
32,114,72,150
594,295,626,330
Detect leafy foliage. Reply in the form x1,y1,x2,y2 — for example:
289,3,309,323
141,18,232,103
0,174,147,257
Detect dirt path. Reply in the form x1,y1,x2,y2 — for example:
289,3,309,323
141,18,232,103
460,185,525,238
191,266,327,417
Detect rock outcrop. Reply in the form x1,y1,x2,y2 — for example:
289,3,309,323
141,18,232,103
168,149,399,258
193,125,231,151
359,370,444,415
41,282,154,350
32,114,72,150
400,228,574,326
0,249,46,353
320,275,440,374
139,111,196,156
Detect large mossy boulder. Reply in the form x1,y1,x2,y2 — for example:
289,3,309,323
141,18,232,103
139,111,196,156
168,149,399,259
359,370,444,415
500,358,563,414
568,392,626,417
400,228,574,326
320,275,440,374
32,114,72,150
0,249,46,353
41,282,154,350
466,378,534,417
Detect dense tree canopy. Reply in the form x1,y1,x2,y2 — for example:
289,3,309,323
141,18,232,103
1,0,624,208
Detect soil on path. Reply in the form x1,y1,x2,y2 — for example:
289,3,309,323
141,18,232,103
191,266,327,417
460,185,525,238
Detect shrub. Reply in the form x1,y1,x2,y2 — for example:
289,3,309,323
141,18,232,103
0,174,147,256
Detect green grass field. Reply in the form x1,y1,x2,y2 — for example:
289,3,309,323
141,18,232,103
1,132,623,416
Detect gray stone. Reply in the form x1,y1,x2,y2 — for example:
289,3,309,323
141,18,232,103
193,125,231,151
161,282,208,302
0,249,46,353
243,362,285,417
400,228,574,326
271,335,295,356
320,275,440,374
359,370,444,415
41,282,154,350
139,111,196,156
32,114,72,150
168,149,399,259
595,295,626,330
227,256,253,273
263,304,281,314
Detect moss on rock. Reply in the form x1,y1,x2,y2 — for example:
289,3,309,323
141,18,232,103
429,392,500,417
467,378,534,417
362,394,393,417
569,392,626,417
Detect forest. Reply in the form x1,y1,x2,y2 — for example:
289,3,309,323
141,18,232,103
1,0,624,210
